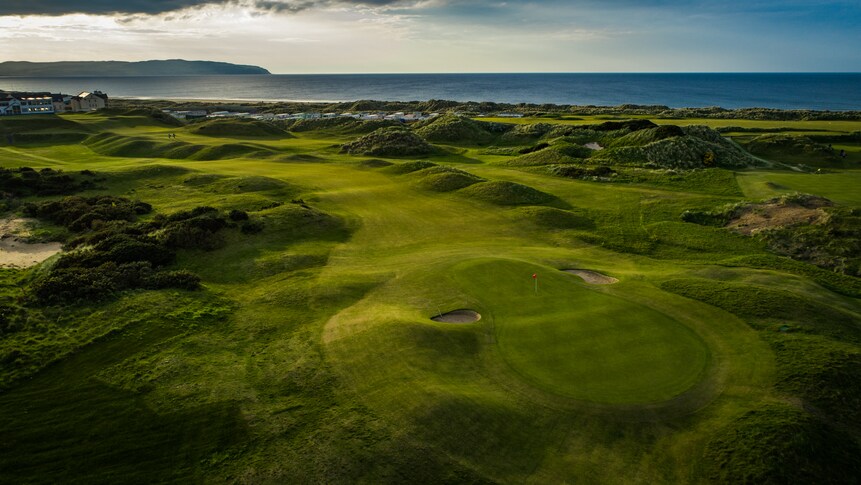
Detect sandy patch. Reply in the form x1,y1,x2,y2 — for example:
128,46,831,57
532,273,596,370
0,218,62,268
726,199,830,236
563,269,619,285
584,142,604,151
431,309,481,324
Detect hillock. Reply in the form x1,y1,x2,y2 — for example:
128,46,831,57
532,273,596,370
83,133,276,160
703,403,860,484
459,180,555,205
284,117,400,135
413,115,507,144
341,127,433,156
409,166,484,192
504,143,592,166
744,134,842,166
188,119,289,137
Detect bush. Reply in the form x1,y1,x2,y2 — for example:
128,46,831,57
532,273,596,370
228,209,249,221
240,220,265,234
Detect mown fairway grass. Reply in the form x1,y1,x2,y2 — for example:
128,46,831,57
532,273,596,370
0,112,858,483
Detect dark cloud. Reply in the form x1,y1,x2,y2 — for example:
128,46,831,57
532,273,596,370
0,0,411,16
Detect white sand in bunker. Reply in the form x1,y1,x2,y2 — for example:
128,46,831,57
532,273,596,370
0,218,62,268
431,309,482,324
562,269,619,285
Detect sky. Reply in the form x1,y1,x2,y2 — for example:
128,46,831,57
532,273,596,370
0,0,859,73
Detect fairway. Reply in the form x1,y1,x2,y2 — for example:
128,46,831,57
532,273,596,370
450,259,709,403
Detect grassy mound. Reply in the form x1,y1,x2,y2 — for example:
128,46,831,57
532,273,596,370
595,134,761,169
548,164,616,180
504,143,592,166
720,254,861,298
188,143,275,161
0,115,87,134
513,206,593,230
660,278,861,342
745,134,841,166
703,403,860,484
497,123,555,143
3,132,89,145
608,125,686,147
410,166,484,192
358,159,393,169
285,117,400,135
188,119,290,137
383,160,437,174
459,181,555,206
84,133,275,160
341,127,433,157
770,335,861,426
100,108,185,127
413,115,504,144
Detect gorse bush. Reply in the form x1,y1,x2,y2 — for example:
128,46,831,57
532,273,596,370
23,198,264,304
0,167,98,197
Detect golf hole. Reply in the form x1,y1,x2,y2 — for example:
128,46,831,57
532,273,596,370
431,309,482,324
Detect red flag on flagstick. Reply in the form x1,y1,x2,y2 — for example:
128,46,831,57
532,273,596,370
532,273,538,293
532,274,537,279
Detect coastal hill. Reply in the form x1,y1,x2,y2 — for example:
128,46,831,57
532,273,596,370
0,60,271,76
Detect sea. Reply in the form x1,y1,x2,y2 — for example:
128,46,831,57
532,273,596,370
1,73,860,110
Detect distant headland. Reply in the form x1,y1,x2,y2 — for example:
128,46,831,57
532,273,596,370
0,60,271,77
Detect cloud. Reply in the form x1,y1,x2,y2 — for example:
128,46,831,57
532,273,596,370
0,0,425,16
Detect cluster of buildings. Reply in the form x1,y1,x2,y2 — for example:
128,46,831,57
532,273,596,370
0,91,108,116
164,109,440,123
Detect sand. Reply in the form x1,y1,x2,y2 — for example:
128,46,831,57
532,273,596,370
563,269,619,285
0,218,63,268
431,309,481,324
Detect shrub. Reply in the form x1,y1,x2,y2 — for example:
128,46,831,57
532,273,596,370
228,209,249,221
240,220,265,234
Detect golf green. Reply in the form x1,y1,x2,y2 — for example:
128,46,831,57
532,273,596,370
451,259,710,403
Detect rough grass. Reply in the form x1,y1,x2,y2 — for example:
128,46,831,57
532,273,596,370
660,278,861,342
703,403,860,484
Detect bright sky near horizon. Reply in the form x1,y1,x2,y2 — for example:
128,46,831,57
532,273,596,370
1,0,859,73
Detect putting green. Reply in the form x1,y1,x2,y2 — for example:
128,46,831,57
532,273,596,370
451,259,710,403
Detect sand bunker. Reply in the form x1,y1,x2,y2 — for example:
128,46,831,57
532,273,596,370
431,309,481,324
584,142,604,151
0,218,62,268
563,269,619,285
0,238,62,268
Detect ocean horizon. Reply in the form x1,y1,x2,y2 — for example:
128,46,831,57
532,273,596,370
2,72,860,110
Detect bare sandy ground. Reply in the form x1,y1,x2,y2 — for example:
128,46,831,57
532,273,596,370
0,218,62,268
563,269,619,285
726,201,829,236
431,309,481,324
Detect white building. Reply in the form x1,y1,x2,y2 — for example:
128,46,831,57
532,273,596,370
0,92,55,115
70,91,108,112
